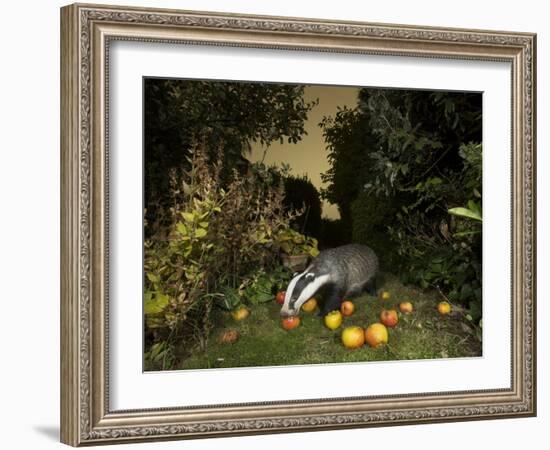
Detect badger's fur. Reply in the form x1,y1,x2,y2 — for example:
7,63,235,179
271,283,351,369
280,244,379,317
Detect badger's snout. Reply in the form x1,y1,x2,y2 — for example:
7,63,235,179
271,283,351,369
280,308,298,318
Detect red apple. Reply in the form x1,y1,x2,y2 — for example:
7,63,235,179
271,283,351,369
276,291,286,305
340,300,355,317
281,316,300,330
399,301,413,314
380,309,399,328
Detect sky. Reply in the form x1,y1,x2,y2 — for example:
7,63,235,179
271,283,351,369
248,84,360,220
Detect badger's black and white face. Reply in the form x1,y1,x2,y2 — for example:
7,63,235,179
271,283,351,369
280,270,330,317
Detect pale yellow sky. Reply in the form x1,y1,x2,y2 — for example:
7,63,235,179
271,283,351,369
248,85,359,220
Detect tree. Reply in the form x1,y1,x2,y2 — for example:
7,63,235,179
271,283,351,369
319,107,376,235
320,88,483,314
144,78,316,232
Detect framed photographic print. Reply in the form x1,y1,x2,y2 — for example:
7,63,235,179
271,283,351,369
60,3,537,446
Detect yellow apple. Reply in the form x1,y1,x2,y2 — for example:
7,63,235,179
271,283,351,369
231,307,250,321
437,301,452,315
341,326,365,349
301,298,317,313
324,310,343,330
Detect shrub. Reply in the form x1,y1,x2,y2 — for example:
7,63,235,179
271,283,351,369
350,192,399,269
283,175,322,238
318,218,349,249
143,143,297,368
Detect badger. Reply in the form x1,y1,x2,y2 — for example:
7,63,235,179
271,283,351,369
280,244,379,317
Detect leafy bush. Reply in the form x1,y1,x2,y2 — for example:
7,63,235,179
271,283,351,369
318,218,349,249
144,143,297,367
144,78,317,237
283,175,322,238
320,89,482,322
276,228,319,257
350,192,399,269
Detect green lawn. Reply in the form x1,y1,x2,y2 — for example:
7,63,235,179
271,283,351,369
173,274,481,370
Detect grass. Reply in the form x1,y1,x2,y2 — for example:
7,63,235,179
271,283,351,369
172,274,482,370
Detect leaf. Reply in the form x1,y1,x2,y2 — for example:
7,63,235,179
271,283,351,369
280,242,292,253
181,212,195,223
149,342,164,359
453,230,481,238
176,222,187,235
467,200,482,216
146,272,160,283
448,207,482,222
194,228,207,238
144,293,169,315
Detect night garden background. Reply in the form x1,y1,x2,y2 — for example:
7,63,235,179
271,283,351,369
143,78,483,370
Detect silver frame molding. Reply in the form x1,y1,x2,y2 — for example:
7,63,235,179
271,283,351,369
60,3,536,446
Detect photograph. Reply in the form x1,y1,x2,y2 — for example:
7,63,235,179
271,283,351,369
143,78,483,371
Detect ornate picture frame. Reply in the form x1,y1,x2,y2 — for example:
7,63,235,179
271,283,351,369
60,3,536,446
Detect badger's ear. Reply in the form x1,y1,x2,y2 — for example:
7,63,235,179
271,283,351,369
305,273,315,279
293,272,300,277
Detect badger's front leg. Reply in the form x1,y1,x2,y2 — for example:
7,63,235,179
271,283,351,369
319,284,345,316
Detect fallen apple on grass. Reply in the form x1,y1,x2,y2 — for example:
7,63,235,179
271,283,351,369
364,323,389,348
275,291,286,305
379,290,391,301
340,300,355,317
324,310,343,330
399,301,413,314
218,329,239,344
231,307,250,321
380,309,399,328
281,316,301,330
438,301,452,315
301,298,317,313
341,326,365,349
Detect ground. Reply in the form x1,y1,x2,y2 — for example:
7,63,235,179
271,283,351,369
173,274,482,370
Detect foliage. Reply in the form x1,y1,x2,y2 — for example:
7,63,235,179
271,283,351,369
240,266,293,305
276,228,320,257
449,201,482,223
144,143,296,365
319,107,375,231
350,192,399,269
144,341,175,371
144,78,316,234
283,175,322,238
320,89,482,322
318,218,349,249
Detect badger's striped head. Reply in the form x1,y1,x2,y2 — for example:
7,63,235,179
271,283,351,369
280,270,330,317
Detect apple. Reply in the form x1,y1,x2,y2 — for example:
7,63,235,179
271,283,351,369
281,316,300,330
301,298,317,313
231,307,250,321
324,310,343,330
379,290,391,301
340,300,355,317
341,326,365,349
437,301,452,315
218,329,239,344
276,291,286,305
364,323,389,348
399,301,413,314
380,309,399,328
